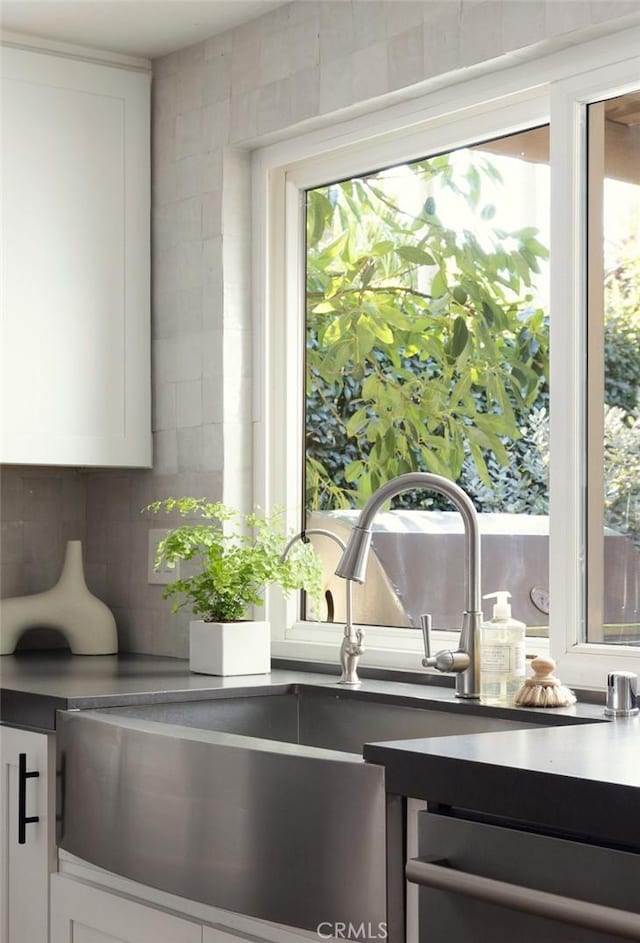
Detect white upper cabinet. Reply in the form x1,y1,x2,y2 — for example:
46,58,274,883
1,43,151,467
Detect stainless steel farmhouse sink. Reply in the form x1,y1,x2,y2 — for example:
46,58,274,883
55,685,548,940
94,685,544,750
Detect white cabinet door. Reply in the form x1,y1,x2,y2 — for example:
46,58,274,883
203,922,326,942
50,874,202,943
0,726,55,943
1,45,151,467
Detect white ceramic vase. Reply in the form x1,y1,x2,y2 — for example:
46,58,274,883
0,540,118,655
189,620,270,676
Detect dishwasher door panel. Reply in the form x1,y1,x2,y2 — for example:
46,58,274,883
415,811,640,942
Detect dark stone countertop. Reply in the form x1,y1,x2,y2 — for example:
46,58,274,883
3,651,639,849
0,652,310,730
364,718,640,849
0,650,601,731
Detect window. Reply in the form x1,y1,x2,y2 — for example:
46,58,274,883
586,91,640,647
255,28,640,686
304,128,550,640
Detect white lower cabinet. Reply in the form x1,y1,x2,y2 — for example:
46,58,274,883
51,868,326,943
50,875,202,943
0,726,55,943
203,927,278,942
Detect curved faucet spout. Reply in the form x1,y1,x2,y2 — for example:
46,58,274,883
336,472,481,613
335,472,482,698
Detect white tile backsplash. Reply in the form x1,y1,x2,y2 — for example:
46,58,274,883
175,109,202,160
153,429,179,475
502,1,546,52
174,239,203,291
176,62,205,112
176,379,204,429
203,53,232,105
319,1,356,63
1,466,87,602
175,155,204,200
202,99,231,150
153,382,177,431
353,43,389,102
319,53,355,112
353,1,389,49
460,0,504,66
387,24,425,90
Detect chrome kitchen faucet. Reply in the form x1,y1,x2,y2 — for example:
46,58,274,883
335,472,482,698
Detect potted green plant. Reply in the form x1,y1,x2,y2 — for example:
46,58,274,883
145,498,322,676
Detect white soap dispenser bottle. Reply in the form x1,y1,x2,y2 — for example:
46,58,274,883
480,591,526,705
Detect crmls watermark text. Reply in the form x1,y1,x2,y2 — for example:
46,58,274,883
316,922,388,940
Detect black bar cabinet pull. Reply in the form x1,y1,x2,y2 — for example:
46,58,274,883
18,753,40,845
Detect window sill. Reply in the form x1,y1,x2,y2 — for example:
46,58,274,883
274,621,551,672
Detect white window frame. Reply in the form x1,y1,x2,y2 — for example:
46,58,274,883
550,54,640,689
252,26,640,687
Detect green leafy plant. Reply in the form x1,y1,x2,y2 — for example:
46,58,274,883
145,498,322,623
305,150,549,509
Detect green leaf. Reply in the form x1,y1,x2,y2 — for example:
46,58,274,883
330,341,354,372
419,445,452,478
312,301,337,314
355,320,376,358
511,365,529,389
324,231,349,260
431,270,448,298
449,317,469,359
344,460,365,483
322,316,346,345
370,241,394,256
345,407,370,437
450,373,473,408
369,320,393,344
469,441,492,488
362,373,380,400
396,246,436,266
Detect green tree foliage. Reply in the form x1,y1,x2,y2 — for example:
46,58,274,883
602,228,640,544
604,408,640,544
305,152,550,510
604,233,640,413
466,228,640,538
462,406,549,515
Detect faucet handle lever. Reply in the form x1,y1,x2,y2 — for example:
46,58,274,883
420,613,432,662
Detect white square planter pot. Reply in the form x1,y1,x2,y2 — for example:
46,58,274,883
189,620,271,676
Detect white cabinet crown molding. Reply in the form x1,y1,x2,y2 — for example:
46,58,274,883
0,30,151,72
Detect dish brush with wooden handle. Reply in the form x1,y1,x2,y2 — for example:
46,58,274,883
515,656,577,708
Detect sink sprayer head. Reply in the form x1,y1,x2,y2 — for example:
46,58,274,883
335,526,372,584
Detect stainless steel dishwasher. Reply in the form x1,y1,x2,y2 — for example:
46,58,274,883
410,810,640,941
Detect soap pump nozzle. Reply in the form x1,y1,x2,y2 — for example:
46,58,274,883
483,590,512,621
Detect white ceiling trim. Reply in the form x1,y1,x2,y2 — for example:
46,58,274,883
0,1,287,60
